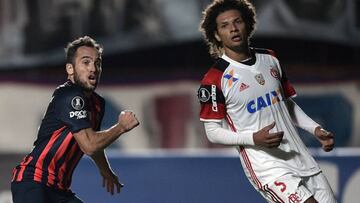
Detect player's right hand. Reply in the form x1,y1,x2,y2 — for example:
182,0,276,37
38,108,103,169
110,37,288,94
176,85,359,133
118,110,140,132
253,122,284,148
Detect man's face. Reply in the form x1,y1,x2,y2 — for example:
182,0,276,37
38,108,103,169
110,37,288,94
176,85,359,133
215,9,248,53
72,46,102,92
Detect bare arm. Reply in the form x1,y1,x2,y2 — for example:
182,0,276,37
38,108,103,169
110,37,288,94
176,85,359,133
91,150,123,195
73,111,139,156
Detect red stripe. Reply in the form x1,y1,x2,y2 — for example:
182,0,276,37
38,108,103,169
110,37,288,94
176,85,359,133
239,147,262,189
47,132,73,186
225,114,262,189
282,80,296,99
34,126,66,182
11,168,17,182
264,184,285,203
57,141,79,190
16,156,33,181
63,146,83,189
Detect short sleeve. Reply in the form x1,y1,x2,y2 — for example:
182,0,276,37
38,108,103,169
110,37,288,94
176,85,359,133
198,68,226,121
273,56,296,99
54,89,91,133
280,68,296,98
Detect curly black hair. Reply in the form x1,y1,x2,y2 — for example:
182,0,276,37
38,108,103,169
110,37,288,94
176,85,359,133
199,0,256,58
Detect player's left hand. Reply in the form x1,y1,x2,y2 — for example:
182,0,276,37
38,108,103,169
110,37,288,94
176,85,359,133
314,126,334,152
101,170,124,195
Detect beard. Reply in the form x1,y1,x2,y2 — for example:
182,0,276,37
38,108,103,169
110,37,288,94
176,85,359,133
73,71,97,92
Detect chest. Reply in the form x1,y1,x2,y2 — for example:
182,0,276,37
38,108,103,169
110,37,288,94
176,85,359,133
221,61,284,111
87,99,103,130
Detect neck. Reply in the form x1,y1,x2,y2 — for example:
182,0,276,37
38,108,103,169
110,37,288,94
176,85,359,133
67,76,93,97
224,47,251,62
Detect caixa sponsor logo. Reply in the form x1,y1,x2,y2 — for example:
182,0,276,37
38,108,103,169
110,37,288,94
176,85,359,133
247,89,283,113
69,110,87,119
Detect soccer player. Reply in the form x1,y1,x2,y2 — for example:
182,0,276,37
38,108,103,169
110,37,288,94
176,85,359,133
11,36,139,203
198,0,336,202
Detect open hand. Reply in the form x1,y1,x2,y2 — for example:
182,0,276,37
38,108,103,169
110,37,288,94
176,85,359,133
101,170,124,195
314,126,334,152
253,122,284,148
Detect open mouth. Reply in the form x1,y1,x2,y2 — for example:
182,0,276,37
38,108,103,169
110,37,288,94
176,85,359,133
88,75,97,84
231,35,242,42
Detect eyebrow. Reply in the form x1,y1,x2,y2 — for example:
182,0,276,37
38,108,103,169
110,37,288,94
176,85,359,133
220,17,241,24
80,56,93,60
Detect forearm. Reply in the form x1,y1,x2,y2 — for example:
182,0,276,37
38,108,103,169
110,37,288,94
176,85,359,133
92,124,126,151
74,123,126,155
91,150,112,173
286,98,320,134
204,122,254,146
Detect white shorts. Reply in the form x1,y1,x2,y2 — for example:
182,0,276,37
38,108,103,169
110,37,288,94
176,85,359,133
259,172,337,203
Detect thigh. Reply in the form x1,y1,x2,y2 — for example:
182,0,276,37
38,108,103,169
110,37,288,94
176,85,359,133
305,173,337,203
11,181,47,203
262,174,313,203
46,187,83,203
65,195,84,203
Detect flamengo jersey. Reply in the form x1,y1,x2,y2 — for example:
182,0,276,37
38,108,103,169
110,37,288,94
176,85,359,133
12,80,105,190
198,48,320,189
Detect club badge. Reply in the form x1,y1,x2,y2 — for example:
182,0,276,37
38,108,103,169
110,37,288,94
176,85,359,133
270,67,280,80
255,73,265,85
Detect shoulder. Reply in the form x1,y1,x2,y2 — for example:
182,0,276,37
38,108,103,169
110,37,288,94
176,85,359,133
53,81,86,106
252,48,279,62
212,58,230,72
253,48,277,57
201,58,229,84
92,92,106,106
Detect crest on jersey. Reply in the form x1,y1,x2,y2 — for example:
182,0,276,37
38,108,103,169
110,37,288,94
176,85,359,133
224,69,239,87
71,96,85,110
198,87,211,102
270,67,280,80
255,73,265,85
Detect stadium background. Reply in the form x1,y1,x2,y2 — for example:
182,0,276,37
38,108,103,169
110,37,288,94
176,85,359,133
0,0,359,202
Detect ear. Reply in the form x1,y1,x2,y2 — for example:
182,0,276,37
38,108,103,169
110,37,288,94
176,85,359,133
214,31,221,42
66,63,74,75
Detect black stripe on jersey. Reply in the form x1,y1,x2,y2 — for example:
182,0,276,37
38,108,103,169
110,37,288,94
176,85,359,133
20,136,51,181
61,146,83,188
239,48,277,66
212,58,230,72
41,129,70,185
198,84,225,105
52,137,76,187
253,48,277,58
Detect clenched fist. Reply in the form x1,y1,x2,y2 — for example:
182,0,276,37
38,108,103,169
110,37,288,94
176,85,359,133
118,110,140,132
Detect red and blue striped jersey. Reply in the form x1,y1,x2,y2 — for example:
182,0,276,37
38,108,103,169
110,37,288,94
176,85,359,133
12,80,105,190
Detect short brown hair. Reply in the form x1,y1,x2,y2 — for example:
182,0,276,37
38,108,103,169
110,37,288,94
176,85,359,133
65,36,103,64
199,0,256,58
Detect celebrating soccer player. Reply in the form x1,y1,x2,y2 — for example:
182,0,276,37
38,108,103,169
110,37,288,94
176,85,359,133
11,36,139,203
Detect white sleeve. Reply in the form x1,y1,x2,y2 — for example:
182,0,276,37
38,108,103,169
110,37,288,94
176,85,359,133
204,121,255,146
286,98,320,135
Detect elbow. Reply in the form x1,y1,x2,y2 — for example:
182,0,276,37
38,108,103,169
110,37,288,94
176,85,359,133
80,144,100,156
205,133,218,144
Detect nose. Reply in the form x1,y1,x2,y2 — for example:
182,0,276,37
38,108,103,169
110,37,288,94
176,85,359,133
230,22,238,32
89,63,96,73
